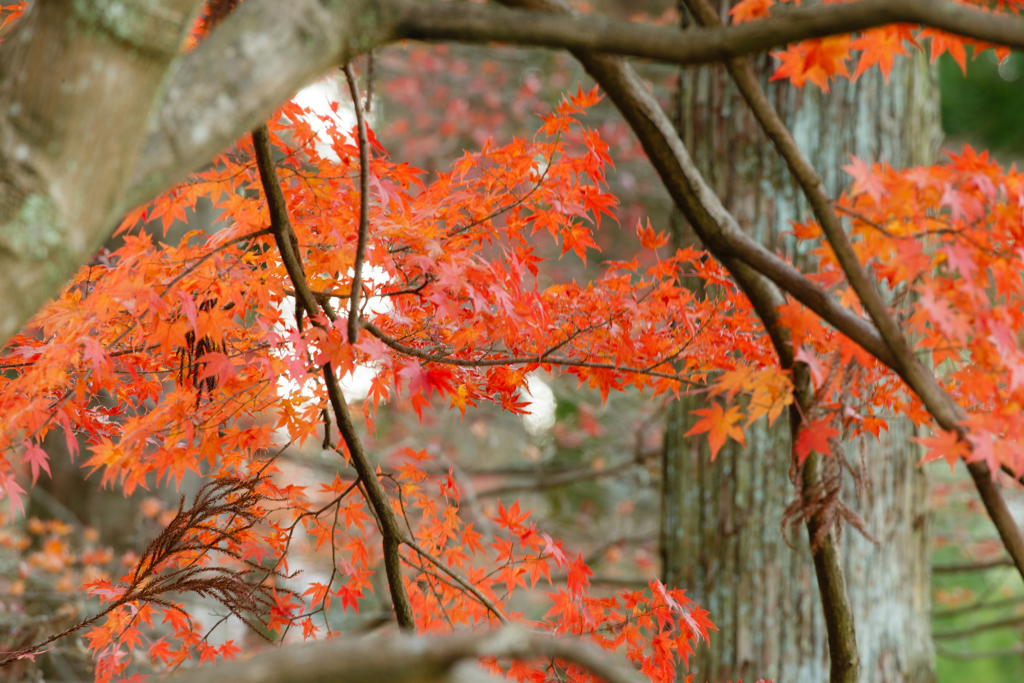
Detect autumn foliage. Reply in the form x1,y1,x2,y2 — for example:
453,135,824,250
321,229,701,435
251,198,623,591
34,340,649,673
3,0,1024,682
0,68,725,682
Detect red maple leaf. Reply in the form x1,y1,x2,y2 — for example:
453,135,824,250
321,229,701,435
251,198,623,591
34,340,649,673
794,416,839,464
914,429,970,473
729,0,774,24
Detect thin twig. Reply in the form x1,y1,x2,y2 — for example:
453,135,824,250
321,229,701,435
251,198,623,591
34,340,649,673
933,557,1016,574
343,63,371,345
360,319,698,384
365,52,375,114
934,594,1024,619
933,614,1024,640
402,535,509,624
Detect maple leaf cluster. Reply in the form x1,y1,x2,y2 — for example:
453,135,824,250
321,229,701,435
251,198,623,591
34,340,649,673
9,0,1024,679
731,0,1024,90
834,146,1024,476
0,84,747,680
698,146,1024,478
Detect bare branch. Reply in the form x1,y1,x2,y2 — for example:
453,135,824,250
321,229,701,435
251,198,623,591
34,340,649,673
475,454,655,499
936,644,1024,660
933,615,1024,640
934,595,1024,619
932,557,1016,574
166,627,647,683
343,63,371,345
130,0,1024,220
398,0,1024,69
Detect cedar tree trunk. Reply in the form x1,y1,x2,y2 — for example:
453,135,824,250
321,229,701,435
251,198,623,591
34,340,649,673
660,23,940,683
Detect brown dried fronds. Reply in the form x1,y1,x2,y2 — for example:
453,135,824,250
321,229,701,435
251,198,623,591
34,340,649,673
0,473,295,666
176,299,227,405
126,474,296,636
783,427,877,552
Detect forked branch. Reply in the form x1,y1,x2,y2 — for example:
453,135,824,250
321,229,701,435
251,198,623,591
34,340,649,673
251,122,415,631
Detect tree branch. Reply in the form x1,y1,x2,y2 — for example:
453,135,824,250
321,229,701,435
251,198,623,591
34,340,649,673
165,627,647,683
0,0,204,346
343,63,371,345
129,0,1024,219
126,0,398,211
934,595,1024,619
401,536,509,625
11,0,1024,352
933,614,1024,640
398,0,1024,69
936,644,1024,660
493,2,861,681
475,454,654,499
359,319,700,383
681,0,1024,587
932,557,1016,574
252,122,415,631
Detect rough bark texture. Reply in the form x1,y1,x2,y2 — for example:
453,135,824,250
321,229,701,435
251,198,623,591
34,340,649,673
0,0,201,342
660,36,940,683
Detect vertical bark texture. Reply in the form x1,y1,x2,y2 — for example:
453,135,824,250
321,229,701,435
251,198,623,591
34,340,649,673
660,41,939,683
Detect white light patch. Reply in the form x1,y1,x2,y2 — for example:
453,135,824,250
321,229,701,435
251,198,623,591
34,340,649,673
293,76,357,161
522,374,556,434
274,264,393,405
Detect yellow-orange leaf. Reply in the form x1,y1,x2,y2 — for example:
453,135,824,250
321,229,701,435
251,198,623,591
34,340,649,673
685,402,746,460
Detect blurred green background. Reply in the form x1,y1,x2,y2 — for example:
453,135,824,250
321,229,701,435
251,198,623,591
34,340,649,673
935,50,1024,680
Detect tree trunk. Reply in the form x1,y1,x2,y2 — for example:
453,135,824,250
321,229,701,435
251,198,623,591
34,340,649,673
660,26,940,683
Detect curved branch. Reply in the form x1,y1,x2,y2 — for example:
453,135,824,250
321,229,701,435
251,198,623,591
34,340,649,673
165,627,646,683
932,557,1016,574
129,0,1024,220
397,0,1024,69
933,614,1024,640
494,2,861,681
359,319,700,384
475,454,654,499
936,644,1024,660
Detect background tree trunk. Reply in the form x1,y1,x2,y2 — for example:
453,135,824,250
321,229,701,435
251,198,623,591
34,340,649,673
659,17,941,683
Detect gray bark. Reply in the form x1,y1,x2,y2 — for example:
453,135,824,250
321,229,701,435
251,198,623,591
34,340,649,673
660,44,940,683
0,0,202,339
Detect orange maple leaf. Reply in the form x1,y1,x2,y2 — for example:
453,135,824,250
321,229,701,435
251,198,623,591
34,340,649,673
771,36,852,92
729,0,774,24
918,28,968,74
560,222,600,264
685,402,746,460
851,25,914,82
794,416,839,464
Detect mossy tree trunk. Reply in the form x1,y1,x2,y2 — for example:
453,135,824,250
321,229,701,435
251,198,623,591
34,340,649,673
660,20,940,683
